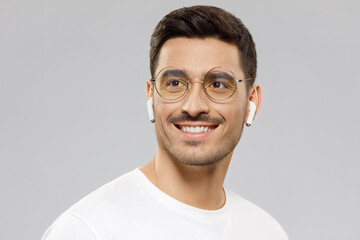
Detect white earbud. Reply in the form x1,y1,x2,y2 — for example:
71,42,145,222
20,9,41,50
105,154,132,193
147,97,155,123
245,101,256,127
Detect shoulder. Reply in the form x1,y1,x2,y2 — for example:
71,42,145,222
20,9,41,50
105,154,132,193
41,212,97,240
68,168,143,215
42,169,141,240
226,188,289,240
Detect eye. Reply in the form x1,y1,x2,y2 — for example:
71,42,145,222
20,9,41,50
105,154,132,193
165,78,187,93
167,80,183,87
211,81,228,89
205,71,234,90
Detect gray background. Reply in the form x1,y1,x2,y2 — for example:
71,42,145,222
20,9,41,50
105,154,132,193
1,0,359,239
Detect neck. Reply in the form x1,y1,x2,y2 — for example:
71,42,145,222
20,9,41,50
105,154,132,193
141,145,232,210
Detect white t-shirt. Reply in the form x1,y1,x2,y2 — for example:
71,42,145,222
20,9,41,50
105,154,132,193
42,168,288,240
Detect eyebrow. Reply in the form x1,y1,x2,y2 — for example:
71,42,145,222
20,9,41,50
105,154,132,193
206,72,234,80
161,69,186,78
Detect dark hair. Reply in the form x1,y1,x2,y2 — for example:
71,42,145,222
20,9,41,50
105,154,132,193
150,5,257,87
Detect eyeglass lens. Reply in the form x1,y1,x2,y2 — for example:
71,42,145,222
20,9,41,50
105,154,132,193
155,67,237,100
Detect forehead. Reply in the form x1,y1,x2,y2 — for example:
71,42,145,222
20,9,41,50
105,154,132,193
156,37,243,78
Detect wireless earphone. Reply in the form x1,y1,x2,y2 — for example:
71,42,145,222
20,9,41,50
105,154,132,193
147,97,155,123
245,101,256,127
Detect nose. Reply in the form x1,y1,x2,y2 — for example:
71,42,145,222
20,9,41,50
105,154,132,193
181,81,210,117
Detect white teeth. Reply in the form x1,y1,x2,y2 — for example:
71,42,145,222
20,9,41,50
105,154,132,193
180,126,213,133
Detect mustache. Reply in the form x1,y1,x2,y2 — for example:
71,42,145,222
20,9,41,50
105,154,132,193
168,113,224,124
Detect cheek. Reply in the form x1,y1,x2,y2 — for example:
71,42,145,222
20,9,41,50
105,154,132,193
212,98,246,127
154,99,181,123
224,105,244,125
231,89,248,121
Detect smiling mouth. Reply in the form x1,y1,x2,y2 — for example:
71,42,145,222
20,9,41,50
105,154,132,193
174,124,218,133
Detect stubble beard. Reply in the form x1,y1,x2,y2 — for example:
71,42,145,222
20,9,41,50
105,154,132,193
155,120,244,167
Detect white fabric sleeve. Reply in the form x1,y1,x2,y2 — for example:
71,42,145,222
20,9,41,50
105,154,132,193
41,212,98,240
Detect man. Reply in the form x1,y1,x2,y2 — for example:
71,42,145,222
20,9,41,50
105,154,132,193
42,5,288,240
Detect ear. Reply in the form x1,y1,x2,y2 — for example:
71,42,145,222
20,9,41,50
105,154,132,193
245,84,262,122
146,80,154,100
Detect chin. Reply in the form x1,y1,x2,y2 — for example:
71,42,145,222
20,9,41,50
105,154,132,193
169,147,230,167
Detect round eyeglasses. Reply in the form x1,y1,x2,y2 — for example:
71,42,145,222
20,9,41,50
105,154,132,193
150,67,252,101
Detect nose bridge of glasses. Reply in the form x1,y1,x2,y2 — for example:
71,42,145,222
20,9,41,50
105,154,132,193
186,78,206,98
187,78,204,89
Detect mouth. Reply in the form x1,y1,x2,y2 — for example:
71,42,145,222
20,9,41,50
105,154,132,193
174,123,219,134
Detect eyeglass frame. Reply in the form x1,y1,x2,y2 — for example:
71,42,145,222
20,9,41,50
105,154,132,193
150,66,253,101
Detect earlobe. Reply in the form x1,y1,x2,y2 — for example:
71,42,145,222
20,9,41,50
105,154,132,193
146,79,154,100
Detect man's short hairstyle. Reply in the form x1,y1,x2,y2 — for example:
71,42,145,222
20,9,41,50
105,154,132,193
150,5,257,87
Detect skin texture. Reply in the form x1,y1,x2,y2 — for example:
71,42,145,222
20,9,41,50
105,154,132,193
142,37,262,210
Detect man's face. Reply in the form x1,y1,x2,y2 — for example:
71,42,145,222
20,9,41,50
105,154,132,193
149,37,249,166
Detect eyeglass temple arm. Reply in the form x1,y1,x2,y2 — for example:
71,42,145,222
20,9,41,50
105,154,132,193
237,77,253,83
